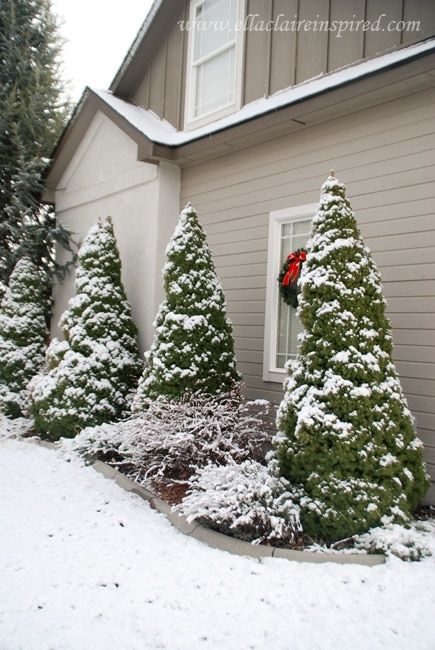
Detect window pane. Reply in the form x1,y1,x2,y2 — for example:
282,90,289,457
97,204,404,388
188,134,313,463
293,219,311,236
276,300,304,368
281,223,292,237
194,0,237,61
195,46,235,117
292,234,307,250
276,218,310,367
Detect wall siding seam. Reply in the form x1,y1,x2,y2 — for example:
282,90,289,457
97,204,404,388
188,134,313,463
186,163,435,212
182,137,435,197
181,101,435,190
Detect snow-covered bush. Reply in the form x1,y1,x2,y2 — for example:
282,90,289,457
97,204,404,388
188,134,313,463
354,521,435,561
177,460,302,546
30,218,142,439
133,203,240,407
0,413,35,438
0,257,47,417
275,174,429,543
72,389,271,485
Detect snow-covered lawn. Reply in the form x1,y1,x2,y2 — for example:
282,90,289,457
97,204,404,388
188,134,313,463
1,438,434,650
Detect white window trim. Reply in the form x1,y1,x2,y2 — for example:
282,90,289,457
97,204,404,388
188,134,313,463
263,203,317,383
184,0,246,131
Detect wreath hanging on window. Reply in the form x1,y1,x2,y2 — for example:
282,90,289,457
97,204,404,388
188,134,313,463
278,249,307,308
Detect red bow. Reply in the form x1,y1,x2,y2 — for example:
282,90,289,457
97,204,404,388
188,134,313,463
282,250,307,287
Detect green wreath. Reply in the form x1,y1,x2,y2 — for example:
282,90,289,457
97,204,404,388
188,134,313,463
278,249,307,308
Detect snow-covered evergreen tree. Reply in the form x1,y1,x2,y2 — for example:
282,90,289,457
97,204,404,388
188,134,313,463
275,174,429,542
134,203,240,407
0,0,73,308
0,257,47,417
31,218,142,439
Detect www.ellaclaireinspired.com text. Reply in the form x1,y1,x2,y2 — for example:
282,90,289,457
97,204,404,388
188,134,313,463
178,13,421,38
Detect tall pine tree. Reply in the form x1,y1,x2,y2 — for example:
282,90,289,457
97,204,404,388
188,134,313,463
275,174,429,542
134,203,240,408
30,218,142,439
0,0,74,311
0,257,47,417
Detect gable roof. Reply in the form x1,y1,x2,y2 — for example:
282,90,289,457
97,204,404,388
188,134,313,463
44,35,435,193
110,0,184,98
109,0,163,94
98,37,435,147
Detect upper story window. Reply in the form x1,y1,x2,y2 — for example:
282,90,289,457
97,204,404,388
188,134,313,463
263,204,316,383
185,0,243,128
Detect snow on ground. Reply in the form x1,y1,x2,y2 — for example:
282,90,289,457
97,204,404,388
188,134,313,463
1,438,434,650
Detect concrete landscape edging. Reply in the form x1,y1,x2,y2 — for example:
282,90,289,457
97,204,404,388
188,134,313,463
91,457,386,567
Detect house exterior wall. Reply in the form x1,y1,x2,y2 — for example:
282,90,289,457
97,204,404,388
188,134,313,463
180,85,435,487
131,2,188,128
52,112,180,354
130,0,435,129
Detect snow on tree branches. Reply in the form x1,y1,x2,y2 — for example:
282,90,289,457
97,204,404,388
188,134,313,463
275,174,429,542
72,389,270,487
134,203,240,406
178,460,302,546
0,257,47,417
0,0,73,308
30,218,142,439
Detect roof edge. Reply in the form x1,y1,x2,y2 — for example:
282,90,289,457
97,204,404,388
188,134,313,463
109,0,165,94
98,37,435,149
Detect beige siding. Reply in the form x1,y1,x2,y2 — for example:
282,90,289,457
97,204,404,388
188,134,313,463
131,3,187,128
364,0,402,56
328,0,365,70
241,0,435,101
269,0,297,94
295,0,329,84
403,0,435,43
180,86,435,480
129,0,435,127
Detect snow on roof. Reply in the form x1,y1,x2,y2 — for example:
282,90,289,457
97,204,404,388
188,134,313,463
94,37,435,148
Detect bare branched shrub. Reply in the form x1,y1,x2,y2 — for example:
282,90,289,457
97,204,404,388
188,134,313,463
72,388,272,487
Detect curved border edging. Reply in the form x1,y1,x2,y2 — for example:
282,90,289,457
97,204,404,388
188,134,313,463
91,459,386,567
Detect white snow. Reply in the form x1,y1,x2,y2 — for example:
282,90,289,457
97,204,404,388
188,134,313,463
1,437,435,650
92,38,435,147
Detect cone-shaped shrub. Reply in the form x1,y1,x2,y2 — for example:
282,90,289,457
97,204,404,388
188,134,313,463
134,203,240,407
275,174,429,542
31,218,142,439
0,258,47,417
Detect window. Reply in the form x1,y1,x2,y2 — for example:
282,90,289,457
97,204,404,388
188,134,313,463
185,0,244,128
263,204,316,383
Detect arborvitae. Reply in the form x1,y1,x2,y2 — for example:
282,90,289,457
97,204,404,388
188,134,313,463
30,218,142,439
0,0,73,310
275,174,429,542
0,257,47,417
134,204,240,407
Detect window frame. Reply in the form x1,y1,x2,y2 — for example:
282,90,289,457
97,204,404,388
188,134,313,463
184,0,245,130
263,203,316,383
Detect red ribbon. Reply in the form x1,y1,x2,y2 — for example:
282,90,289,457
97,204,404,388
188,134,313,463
282,250,307,287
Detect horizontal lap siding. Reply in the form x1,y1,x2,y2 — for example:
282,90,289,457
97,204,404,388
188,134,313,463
180,87,435,480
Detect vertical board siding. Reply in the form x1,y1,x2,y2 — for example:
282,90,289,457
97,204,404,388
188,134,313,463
129,0,435,128
243,0,273,104
148,44,166,117
364,0,402,56
242,0,435,103
164,19,185,125
295,0,329,83
328,0,365,71
180,87,435,479
403,0,435,43
131,4,187,128
269,0,298,94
